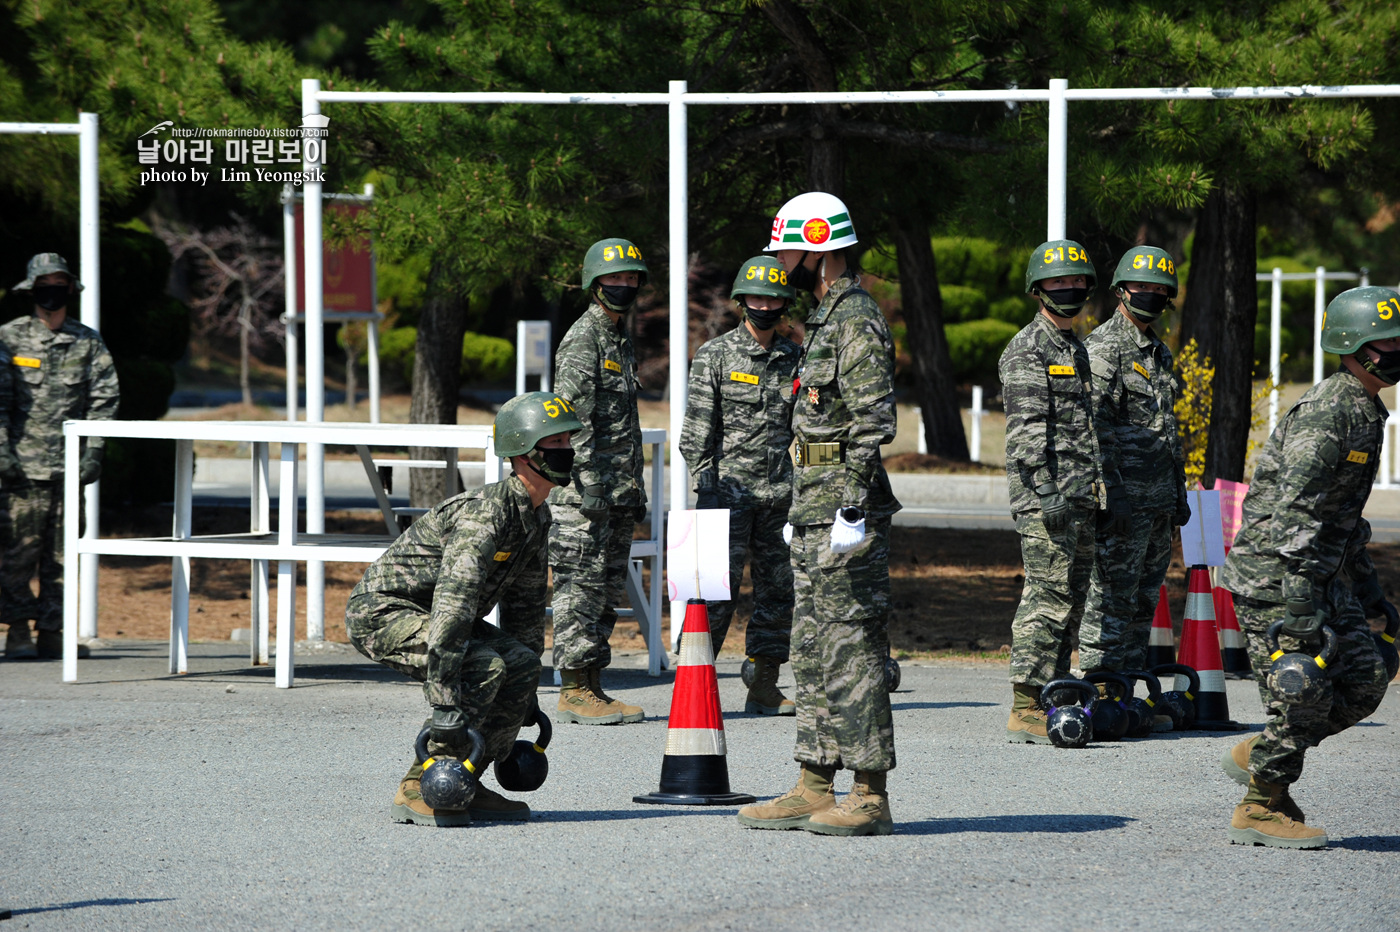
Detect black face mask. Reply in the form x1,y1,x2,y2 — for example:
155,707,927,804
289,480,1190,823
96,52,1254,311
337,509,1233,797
1038,286,1090,318
1361,347,1400,385
596,283,638,312
787,256,820,293
742,299,784,331
528,446,575,486
32,285,69,312
1124,289,1171,321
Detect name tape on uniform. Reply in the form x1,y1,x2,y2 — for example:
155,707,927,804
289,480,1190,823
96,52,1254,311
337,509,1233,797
12,357,40,368
729,371,759,385
1132,362,1150,379
603,359,622,372
1347,450,1369,464
1047,365,1075,376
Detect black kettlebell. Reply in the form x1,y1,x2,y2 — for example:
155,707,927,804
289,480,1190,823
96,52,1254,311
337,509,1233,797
414,725,485,811
1152,662,1200,730
1040,678,1097,749
1122,670,1164,738
1376,601,1399,683
885,655,901,692
740,657,757,688
494,706,552,793
1265,621,1337,705
1084,671,1131,741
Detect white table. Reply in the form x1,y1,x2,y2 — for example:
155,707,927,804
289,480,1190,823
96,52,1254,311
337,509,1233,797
61,420,668,686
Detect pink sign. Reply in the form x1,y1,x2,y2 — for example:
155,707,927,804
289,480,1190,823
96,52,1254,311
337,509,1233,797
1215,479,1248,546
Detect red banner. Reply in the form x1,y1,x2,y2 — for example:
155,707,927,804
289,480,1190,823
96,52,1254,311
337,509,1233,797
294,203,374,313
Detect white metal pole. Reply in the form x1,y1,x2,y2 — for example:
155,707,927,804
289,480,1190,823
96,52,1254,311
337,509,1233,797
1313,266,1326,385
516,320,527,396
62,430,80,683
77,111,101,641
365,182,379,424
971,385,983,463
667,79,688,648
916,408,927,455
1269,267,1282,434
1046,78,1068,240
302,78,326,640
283,185,298,421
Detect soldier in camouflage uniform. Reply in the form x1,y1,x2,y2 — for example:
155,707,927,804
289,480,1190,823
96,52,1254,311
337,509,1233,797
1080,247,1192,683
680,255,800,715
550,238,649,725
1000,240,1113,743
736,192,900,837
1217,286,1397,849
1,254,118,661
346,392,581,827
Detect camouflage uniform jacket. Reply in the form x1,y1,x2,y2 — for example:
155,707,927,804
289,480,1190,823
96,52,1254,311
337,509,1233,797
553,304,645,508
789,273,900,526
1221,370,1384,605
0,314,119,479
349,475,550,709
1085,310,1186,507
680,323,800,506
1000,313,1111,516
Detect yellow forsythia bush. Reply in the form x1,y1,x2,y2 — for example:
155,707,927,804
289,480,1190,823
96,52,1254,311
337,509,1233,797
1174,338,1213,488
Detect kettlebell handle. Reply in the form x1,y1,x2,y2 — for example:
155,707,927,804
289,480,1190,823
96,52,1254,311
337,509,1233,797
531,706,553,752
1265,620,1338,668
1122,669,1164,704
1381,600,1399,644
1151,662,1201,697
415,724,487,773
1039,678,1098,713
1085,671,1131,704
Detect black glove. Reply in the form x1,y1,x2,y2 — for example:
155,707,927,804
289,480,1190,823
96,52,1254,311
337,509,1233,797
0,451,25,488
1354,570,1386,618
1104,486,1132,537
79,447,104,486
579,484,608,519
1173,490,1192,528
695,489,720,510
1036,481,1071,534
1281,597,1327,643
429,706,466,751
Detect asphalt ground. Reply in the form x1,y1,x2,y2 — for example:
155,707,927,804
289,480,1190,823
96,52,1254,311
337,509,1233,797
3,643,1398,930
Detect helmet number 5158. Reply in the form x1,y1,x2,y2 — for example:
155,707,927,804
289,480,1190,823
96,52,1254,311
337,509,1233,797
1378,298,1400,320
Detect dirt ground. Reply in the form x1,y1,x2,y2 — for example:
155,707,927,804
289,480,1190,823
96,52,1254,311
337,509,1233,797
57,505,1400,660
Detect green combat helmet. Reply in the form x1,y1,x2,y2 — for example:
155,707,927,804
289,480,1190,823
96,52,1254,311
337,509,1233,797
582,238,648,312
1111,246,1178,322
494,391,583,485
1026,239,1096,318
731,255,795,300
1320,286,1400,383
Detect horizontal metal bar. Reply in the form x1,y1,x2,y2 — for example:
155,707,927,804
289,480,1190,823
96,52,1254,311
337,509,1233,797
1066,84,1400,101
1254,272,1362,281
683,89,1052,105
0,122,83,135
317,91,671,105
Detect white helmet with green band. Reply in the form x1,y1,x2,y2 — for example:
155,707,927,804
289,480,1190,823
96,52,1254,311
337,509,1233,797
765,192,857,253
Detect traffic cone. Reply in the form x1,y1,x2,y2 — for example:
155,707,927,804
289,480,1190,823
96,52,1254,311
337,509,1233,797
1146,583,1175,668
1214,584,1252,679
634,600,756,806
1176,566,1245,731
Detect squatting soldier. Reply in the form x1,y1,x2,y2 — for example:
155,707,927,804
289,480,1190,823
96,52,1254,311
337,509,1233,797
550,238,649,725
346,392,581,827
680,255,800,715
1000,240,1114,743
1080,247,1191,689
1218,286,1397,849
1,253,118,660
737,192,900,837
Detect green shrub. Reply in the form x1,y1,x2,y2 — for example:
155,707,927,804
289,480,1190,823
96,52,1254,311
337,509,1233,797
939,284,988,323
373,326,515,384
988,295,1036,326
932,237,1017,295
945,318,1020,381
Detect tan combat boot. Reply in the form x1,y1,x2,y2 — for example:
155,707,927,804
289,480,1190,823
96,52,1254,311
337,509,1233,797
588,665,645,723
1228,778,1326,849
737,764,836,830
556,668,628,724
1221,736,1305,822
5,622,37,660
805,770,894,837
744,656,796,716
1007,683,1050,744
390,761,472,828
469,784,531,822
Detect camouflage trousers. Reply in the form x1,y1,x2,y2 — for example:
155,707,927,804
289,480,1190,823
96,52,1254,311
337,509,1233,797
344,607,540,765
550,501,637,671
1009,506,1096,687
706,502,793,662
789,518,895,772
1,482,72,631
1236,584,1388,786
1079,506,1173,673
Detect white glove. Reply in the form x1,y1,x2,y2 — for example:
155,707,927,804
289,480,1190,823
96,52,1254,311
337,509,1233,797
782,523,794,545
829,508,866,554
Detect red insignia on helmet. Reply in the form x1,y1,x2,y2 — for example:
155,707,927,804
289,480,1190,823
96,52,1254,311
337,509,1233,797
802,218,831,245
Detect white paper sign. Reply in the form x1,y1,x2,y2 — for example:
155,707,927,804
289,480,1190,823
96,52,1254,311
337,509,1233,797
1181,489,1227,567
666,509,731,601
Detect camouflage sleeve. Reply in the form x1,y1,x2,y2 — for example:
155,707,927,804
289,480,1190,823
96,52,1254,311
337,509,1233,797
423,506,502,708
85,336,120,451
679,343,722,492
999,337,1053,488
554,327,602,493
1344,517,1376,585
1269,408,1352,601
1088,345,1124,493
837,310,897,511
0,342,13,450
497,542,548,657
